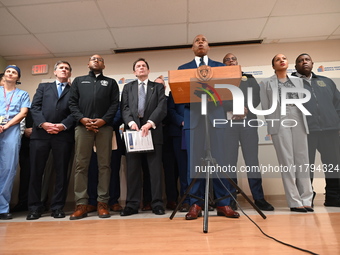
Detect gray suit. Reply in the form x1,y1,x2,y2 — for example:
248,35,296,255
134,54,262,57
260,75,313,208
260,75,309,135
121,80,167,210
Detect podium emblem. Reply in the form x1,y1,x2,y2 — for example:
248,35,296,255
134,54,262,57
196,65,213,81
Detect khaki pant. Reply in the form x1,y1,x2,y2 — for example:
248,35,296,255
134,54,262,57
73,125,113,205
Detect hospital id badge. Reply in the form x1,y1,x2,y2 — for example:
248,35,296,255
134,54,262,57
0,115,9,125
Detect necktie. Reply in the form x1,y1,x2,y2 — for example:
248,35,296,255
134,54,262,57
199,57,206,66
138,82,146,118
58,83,64,98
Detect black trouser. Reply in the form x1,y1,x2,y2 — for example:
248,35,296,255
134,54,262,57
308,130,340,202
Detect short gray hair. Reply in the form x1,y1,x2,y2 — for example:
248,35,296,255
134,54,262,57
54,60,72,72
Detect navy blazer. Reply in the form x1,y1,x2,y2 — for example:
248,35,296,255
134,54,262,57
30,81,75,142
177,58,226,129
178,58,225,70
167,92,185,137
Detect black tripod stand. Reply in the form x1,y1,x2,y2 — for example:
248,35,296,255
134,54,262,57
170,112,266,233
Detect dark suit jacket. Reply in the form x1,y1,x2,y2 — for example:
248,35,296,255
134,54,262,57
178,58,225,70
224,72,260,120
167,92,185,137
21,110,33,150
121,80,167,145
112,105,125,154
178,58,226,129
30,81,75,142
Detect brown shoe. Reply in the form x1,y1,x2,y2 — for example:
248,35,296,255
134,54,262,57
97,202,110,218
70,205,88,220
141,203,152,211
185,204,202,220
110,203,123,212
179,203,190,212
216,206,240,218
87,205,97,213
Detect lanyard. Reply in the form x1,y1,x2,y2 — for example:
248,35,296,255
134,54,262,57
3,88,16,115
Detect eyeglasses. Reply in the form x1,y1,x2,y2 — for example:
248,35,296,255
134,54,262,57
89,57,104,62
224,57,237,62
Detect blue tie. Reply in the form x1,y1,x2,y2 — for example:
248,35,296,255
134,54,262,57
58,83,64,98
138,82,146,118
199,57,206,66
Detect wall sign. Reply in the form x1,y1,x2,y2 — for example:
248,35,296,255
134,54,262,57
32,64,48,75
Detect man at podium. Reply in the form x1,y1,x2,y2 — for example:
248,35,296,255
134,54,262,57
177,34,239,220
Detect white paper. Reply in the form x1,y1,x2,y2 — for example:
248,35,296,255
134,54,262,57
123,130,154,153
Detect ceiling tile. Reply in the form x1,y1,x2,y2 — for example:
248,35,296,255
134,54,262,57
111,24,187,48
0,0,89,6
8,1,106,33
272,0,340,15
36,29,116,53
188,0,275,22
0,8,29,35
0,0,339,60
98,0,187,27
189,18,267,43
262,13,340,39
0,34,50,56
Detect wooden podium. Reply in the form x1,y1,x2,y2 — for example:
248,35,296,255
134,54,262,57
168,65,242,104
167,65,267,233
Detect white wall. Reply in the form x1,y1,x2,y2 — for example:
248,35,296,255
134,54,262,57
10,39,340,204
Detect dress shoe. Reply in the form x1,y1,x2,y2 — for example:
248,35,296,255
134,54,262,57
26,211,42,220
87,205,97,213
324,200,340,207
120,207,138,216
141,203,152,211
304,206,314,212
179,203,190,212
216,206,240,218
166,201,177,210
11,202,28,212
97,202,110,218
290,207,308,213
51,209,65,218
110,203,123,212
230,200,237,211
69,205,89,220
152,205,165,215
255,199,274,211
0,213,13,220
185,204,202,220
